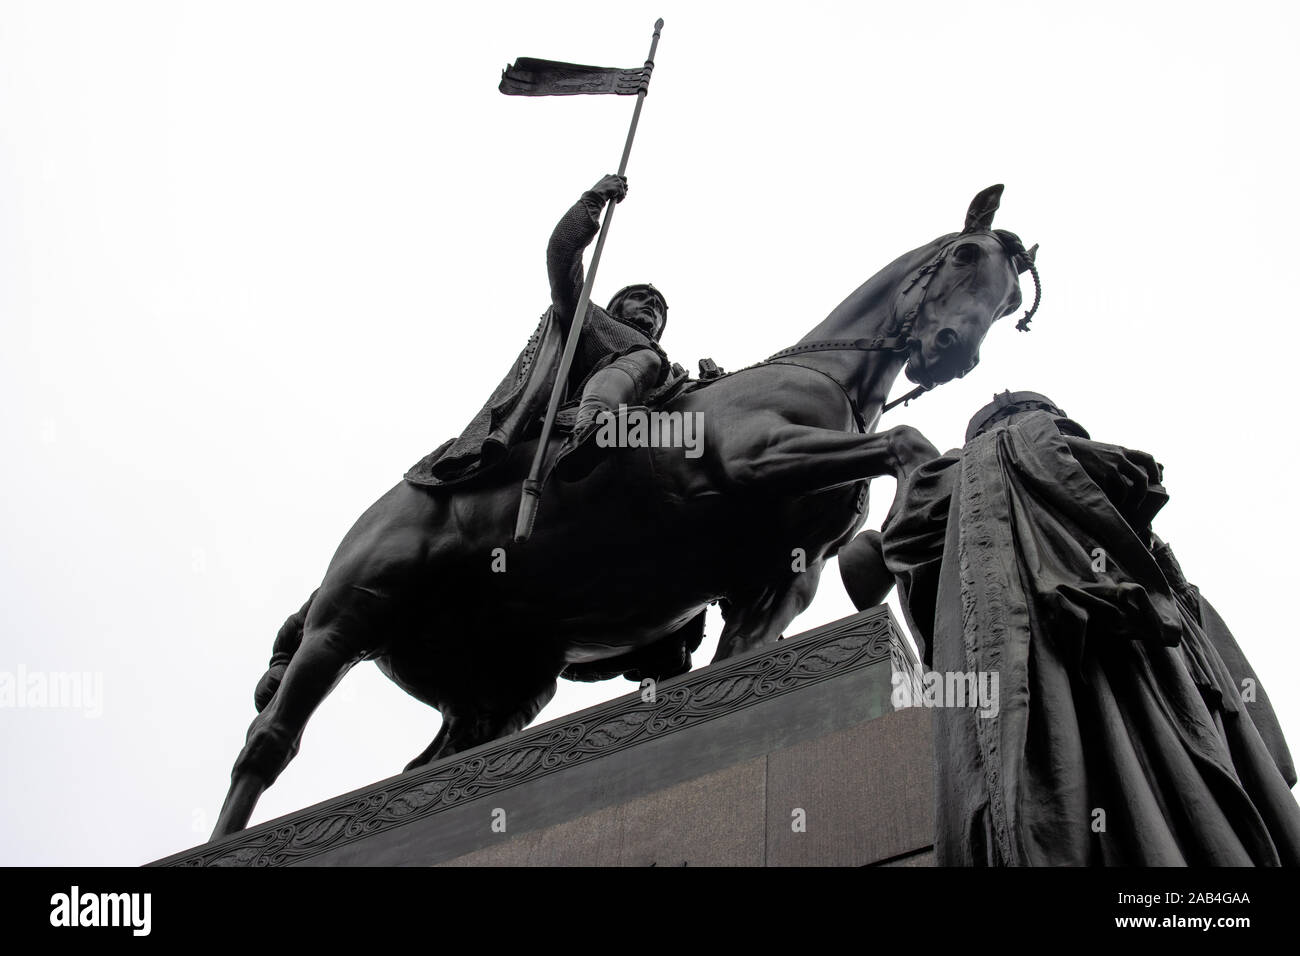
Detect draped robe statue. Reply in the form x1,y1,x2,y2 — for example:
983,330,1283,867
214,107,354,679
861,391,1300,865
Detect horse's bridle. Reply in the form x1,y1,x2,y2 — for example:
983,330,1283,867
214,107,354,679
763,231,1040,412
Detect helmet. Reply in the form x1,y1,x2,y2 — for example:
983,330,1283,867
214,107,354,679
606,283,668,337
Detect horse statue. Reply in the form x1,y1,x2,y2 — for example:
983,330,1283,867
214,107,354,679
211,184,1040,838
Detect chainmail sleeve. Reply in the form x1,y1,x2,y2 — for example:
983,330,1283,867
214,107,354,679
547,190,606,335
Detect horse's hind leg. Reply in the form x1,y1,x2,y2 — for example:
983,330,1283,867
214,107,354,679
403,675,559,772
253,589,318,712
714,561,825,661
404,721,452,772
211,611,368,839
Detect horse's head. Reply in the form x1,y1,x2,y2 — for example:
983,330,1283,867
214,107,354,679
902,185,1039,390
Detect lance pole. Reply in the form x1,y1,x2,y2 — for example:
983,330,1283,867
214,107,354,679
514,18,664,543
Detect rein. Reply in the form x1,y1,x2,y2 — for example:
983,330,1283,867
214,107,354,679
761,337,926,413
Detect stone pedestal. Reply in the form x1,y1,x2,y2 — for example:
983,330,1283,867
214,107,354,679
154,606,934,867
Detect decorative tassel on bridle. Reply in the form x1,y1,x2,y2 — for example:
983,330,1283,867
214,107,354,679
1015,247,1042,332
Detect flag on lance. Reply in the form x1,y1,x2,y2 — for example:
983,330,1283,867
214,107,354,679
499,57,651,97
507,20,664,543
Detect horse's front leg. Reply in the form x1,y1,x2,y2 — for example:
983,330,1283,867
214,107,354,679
725,421,940,495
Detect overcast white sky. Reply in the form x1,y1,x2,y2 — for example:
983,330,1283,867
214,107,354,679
2,1,1298,866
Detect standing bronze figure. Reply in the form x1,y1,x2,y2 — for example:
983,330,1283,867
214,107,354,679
210,184,1037,838
849,391,1300,865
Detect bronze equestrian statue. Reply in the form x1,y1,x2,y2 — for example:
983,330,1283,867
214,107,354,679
211,180,1039,838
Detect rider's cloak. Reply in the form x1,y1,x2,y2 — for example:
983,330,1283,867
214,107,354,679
405,191,667,488
881,409,1300,865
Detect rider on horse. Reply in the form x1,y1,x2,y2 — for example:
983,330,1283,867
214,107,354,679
406,173,673,487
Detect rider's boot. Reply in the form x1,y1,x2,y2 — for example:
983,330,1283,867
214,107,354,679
555,373,627,482
557,348,665,482
555,355,647,481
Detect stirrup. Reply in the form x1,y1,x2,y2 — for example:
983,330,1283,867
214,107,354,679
554,414,607,483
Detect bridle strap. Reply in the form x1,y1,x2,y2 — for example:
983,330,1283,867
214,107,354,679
765,335,911,361
760,229,1034,415
767,237,953,366
763,242,950,412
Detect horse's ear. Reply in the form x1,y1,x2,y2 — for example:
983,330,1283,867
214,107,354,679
1015,243,1039,275
964,184,1004,232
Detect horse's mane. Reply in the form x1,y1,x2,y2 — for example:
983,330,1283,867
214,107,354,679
805,233,957,342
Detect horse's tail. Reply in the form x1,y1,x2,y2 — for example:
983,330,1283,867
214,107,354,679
253,589,318,712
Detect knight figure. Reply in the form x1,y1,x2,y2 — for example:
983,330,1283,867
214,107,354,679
405,173,676,488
